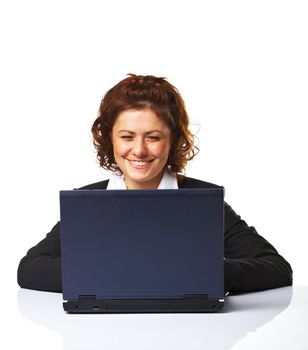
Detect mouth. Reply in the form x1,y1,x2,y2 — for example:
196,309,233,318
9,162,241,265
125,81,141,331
127,159,154,169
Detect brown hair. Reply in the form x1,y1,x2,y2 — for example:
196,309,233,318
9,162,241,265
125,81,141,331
91,74,198,174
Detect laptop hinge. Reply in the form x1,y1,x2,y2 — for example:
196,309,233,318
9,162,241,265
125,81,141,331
79,295,97,300
183,294,208,300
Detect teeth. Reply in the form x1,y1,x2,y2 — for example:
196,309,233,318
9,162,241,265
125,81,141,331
131,161,147,166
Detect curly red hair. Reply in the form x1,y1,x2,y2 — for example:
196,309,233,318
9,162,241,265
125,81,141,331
91,74,198,174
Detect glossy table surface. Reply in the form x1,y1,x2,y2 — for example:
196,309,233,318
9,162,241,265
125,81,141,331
11,286,308,349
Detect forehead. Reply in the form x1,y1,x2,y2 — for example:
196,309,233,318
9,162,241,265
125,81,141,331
113,108,170,132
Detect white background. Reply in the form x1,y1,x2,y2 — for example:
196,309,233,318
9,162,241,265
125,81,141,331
0,1,307,343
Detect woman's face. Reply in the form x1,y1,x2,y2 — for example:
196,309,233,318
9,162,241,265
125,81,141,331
111,108,171,189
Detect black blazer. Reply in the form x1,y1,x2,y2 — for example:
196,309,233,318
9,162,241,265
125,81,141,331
17,176,293,295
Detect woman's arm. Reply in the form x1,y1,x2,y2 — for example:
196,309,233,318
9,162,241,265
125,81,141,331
17,222,62,292
224,202,293,294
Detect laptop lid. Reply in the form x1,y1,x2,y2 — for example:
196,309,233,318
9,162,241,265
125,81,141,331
60,188,224,313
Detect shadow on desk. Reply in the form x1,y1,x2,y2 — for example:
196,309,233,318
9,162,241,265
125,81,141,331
17,287,293,350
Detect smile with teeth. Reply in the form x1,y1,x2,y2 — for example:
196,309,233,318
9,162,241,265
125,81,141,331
128,159,153,168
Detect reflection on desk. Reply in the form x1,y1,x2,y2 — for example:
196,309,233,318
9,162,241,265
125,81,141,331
17,286,308,350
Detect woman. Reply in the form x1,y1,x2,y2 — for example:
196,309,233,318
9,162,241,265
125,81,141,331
17,74,292,294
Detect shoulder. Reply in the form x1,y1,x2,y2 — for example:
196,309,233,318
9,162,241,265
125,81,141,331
177,176,241,232
77,179,109,190
75,176,220,190
177,175,222,189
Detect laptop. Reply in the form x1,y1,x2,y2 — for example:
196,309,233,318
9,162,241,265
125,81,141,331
60,188,225,313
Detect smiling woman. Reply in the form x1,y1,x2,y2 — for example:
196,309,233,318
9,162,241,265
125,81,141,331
111,109,171,189
17,74,293,295
91,74,198,179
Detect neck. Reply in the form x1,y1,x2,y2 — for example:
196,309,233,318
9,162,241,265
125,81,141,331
124,172,164,190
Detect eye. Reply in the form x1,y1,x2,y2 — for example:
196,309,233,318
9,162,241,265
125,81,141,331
147,136,160,141
120,135,133,140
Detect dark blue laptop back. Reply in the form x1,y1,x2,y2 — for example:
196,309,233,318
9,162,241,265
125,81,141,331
60,188,224,312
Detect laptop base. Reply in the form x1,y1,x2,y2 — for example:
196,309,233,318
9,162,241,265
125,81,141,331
63,295,224,313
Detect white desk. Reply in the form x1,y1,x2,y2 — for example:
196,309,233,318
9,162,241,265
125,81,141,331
14,286,308,349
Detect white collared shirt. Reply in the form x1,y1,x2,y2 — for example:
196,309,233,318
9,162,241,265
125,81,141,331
106,169,178,190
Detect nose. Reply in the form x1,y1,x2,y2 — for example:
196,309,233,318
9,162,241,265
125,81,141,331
133,137,148,158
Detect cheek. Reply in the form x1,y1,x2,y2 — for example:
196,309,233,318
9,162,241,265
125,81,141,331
154,142,171,159
113,141,130,156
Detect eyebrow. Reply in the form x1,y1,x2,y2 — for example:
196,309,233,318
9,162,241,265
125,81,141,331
118,130,165,135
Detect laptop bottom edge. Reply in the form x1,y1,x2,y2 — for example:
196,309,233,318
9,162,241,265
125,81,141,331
63,295,224,313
